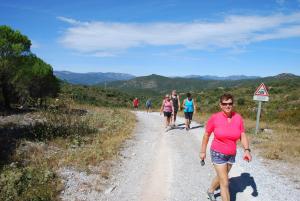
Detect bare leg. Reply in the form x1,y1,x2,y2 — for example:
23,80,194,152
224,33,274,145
209,164,232,192
167,116,171,127
213,164,232,201
170,114,174,125
173,113,177,125
185,118,189,129
165,116,168,128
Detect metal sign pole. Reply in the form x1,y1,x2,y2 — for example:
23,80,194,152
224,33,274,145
255,101,262,134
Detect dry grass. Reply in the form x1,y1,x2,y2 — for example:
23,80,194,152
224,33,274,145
245,119,300,164
14,104,136,169
57,105,136,169
1,104,135,201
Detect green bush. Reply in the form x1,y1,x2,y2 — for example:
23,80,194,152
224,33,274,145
0,165,59,201
237,98,245,105
28,109,96,143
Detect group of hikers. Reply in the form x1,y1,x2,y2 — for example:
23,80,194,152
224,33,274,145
132,90,195,131
159,90,195,132
133,97,153,113
132,92,252,201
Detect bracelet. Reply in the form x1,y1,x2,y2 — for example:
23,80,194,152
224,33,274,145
244,148,251,152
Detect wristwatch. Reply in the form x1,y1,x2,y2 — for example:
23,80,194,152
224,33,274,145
244,148,251,152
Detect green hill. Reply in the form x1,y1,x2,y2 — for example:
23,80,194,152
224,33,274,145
105,73,299,92
60,73,299,125
102,73,300,125
61,83,134,108
105,74,228,93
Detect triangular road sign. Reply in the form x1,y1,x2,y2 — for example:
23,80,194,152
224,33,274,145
254,83,269,96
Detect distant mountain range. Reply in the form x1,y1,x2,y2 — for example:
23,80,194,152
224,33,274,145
183,75,260,80
54,71,135,85
54,70,263,85
104,73,299,94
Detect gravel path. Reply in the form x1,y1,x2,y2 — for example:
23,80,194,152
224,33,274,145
60,111,300,201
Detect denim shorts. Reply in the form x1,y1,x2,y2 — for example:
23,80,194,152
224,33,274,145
210,149,236,165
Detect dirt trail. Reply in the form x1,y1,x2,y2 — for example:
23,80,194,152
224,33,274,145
61,111,300,201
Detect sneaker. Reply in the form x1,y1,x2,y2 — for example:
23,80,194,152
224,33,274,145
207,190,216,201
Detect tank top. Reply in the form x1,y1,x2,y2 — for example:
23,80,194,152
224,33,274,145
184,99,194,112
163,100,173,112
171,95,178,109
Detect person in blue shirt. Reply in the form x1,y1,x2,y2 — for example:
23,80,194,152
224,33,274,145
146,98,152,113
183,92,196,131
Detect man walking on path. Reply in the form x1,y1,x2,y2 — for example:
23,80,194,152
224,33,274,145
133,97,139,110
146,98,152,113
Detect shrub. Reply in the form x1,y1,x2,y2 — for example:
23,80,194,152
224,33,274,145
0,165,59,201
237,98,245,105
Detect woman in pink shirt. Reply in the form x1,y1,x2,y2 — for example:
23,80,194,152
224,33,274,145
160,94,174,131
200,93,252,201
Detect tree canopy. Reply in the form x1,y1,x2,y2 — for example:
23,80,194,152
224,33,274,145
0,25,59,108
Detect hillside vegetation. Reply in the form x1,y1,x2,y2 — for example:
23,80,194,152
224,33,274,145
0,26,136,201
61,83,134,108
106,73,300,126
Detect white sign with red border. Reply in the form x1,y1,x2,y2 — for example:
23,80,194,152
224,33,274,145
253,83,269,101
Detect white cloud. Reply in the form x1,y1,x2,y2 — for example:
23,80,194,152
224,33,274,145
57,12,300,56
57,16,82,25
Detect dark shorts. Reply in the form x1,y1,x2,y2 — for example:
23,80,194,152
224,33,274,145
210,149,236,165
164,111,172,118
134,105,138,108
184,112,193,120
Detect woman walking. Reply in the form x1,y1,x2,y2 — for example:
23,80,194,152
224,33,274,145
200,93,252,201
183,92,196,131
160,94,174,131
171,90,180,127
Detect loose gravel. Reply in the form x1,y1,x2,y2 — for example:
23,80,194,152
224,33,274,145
59,111,300,201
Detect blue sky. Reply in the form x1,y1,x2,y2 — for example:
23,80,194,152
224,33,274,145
1,0,300,76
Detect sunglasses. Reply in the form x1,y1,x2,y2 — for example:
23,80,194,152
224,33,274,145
221,102,233,106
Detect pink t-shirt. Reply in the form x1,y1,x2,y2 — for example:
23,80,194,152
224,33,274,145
206,111,245,155
163,100,173,112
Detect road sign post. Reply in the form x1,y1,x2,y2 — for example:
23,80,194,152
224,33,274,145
253,83,269,134
255,101,262,134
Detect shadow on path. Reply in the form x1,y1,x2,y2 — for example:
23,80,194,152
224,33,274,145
215,173,258,201
190,125,204,129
